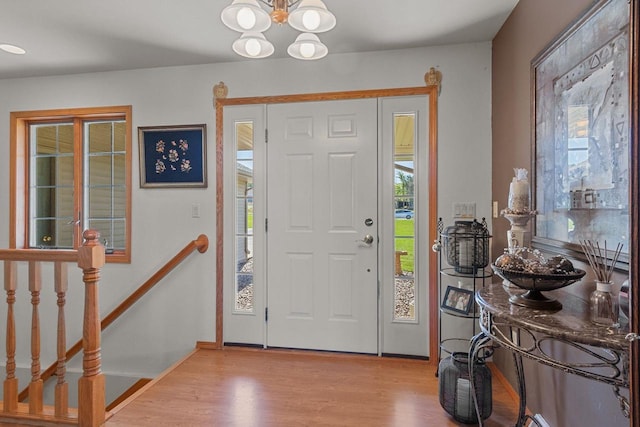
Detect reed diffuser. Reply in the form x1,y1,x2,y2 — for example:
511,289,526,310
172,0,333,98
579,240,623,327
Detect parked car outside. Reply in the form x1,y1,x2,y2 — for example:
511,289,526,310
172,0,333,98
395,209,414,219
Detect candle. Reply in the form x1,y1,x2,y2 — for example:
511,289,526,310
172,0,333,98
508,168,530,213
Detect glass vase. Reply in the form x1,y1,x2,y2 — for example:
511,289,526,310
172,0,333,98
590,281,619,327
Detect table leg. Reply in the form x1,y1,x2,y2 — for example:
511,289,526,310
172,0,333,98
509,326,543,427
468,332,493,426
512,351,528,427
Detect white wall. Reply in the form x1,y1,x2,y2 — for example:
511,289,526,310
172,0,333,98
0,42,492,378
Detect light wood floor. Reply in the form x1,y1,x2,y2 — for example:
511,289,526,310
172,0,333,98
105,347,519,427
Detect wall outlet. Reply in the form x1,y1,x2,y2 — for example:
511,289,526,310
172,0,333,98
453,202,476,219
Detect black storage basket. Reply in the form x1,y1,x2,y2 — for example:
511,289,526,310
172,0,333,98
438,352,492,424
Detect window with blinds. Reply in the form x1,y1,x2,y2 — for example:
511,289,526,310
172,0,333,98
12,106,132,262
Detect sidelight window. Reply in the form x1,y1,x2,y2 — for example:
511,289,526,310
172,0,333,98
235,121,255,313
393,113,416,321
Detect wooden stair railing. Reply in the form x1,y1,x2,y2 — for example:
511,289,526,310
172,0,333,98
2,232,209,427
1,229,105,426
20,233,209,404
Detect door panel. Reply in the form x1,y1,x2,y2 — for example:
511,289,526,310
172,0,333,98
380,96,430,357
223,104,267,346
267,99,378,353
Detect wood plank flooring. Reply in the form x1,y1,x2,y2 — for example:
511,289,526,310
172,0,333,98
106,347,519,426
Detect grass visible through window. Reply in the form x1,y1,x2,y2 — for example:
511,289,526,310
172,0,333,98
395,218,414,273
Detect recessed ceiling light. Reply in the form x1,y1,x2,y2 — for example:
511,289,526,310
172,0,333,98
0,44,26,55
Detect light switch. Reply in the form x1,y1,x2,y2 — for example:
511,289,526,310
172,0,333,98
192,203,201,218
453,202,476,219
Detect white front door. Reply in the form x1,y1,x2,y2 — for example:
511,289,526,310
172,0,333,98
266,99,378,353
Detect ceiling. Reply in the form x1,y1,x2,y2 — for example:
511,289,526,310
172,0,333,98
0,0,519,80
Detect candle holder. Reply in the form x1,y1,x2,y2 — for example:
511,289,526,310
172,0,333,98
500,168,537,288
502,211,536,251
442,219,491,274
502,168,536,252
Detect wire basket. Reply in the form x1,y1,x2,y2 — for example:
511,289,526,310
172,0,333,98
442,219,491,274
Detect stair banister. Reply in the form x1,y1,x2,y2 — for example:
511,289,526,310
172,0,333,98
1,230,105,426
18,233,210,402
77,229,106,426
3,232,209,426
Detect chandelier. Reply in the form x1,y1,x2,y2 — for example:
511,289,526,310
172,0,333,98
221,0,336,60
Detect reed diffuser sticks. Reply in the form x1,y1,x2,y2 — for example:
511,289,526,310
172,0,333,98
579,240,623,283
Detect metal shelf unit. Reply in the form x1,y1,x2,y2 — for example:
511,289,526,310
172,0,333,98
433,218,492,364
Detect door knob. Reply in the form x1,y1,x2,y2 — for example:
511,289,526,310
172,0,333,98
359,234,374,245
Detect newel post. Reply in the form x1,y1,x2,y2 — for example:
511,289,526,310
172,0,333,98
77,230,106,426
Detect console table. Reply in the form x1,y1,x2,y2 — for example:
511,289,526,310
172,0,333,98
470,282,630,427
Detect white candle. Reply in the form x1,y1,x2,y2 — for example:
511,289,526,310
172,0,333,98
458,239,472,269
508,168,530,213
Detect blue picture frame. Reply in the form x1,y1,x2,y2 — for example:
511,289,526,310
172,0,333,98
138,124,207,188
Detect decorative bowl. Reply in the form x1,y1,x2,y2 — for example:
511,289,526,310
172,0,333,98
491,264,586,310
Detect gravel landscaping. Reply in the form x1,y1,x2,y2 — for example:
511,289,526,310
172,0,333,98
236,258,416,319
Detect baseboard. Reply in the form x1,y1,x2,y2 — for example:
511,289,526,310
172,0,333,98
222,342,264,349
196,340,221,350
381,352,430,361
106,378,152,412
488,362,535,417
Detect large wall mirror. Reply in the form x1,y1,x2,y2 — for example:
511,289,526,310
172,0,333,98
532,0,632,269
532,1,639,421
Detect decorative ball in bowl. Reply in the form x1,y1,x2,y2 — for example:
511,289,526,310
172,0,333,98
492,251,585,310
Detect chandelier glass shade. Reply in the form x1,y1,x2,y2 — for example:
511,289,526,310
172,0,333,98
232,32,275,58
221,0,335,60
287,33,327,60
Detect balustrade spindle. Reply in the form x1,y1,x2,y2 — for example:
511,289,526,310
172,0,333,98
77,230,106,426
3,260,18,413
55,261,69,417
28,260,44,414
0,230,109,425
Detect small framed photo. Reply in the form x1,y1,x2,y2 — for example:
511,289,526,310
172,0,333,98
441,286,474,315
138,124,207,188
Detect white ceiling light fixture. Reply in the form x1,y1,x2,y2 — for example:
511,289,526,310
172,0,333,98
221,0,335,60
0,44,26,55
232,32,275,58
287,33,327,60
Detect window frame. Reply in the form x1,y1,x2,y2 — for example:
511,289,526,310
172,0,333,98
10,106,133,263
392,112,417,322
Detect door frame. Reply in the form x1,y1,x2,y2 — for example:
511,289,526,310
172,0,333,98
629,0,639,422
214,82,440,363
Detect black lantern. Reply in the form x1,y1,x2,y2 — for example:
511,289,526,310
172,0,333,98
438,352,492,424
442,219,490,274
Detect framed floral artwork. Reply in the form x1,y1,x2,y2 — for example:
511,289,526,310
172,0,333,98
138,124,207,188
